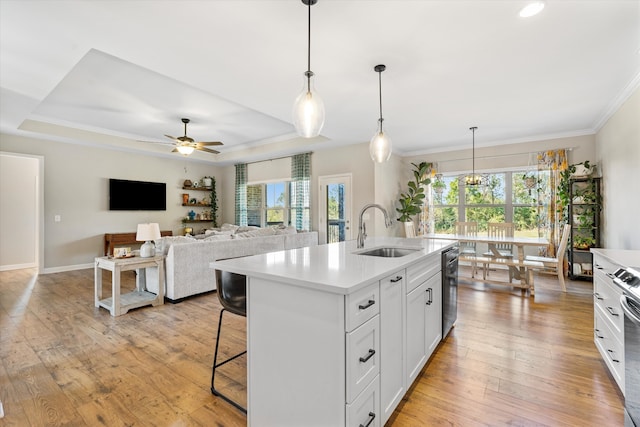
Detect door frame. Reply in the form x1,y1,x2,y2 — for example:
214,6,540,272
318,174,352,245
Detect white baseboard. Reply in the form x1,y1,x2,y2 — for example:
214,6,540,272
0,262,36,272
42,263,94,274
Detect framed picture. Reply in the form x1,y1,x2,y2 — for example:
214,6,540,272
114,247,132,258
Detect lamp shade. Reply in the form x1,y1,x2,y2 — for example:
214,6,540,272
136,223,161,257
176,145,195,155
136,223,161,242
369,131,392,163
293,73,325,138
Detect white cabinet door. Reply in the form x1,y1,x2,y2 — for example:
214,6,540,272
406,280,428,384
380,271,405,424
424,272,442,359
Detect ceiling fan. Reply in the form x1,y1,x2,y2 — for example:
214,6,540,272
148,118,223,155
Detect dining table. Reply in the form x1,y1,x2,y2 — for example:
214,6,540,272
424,233,549,291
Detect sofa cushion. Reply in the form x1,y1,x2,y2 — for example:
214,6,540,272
233,228,277,238
156,235,195,254
235,225,261,233
221,223,240,233
274,225,298,235
203,234,233,241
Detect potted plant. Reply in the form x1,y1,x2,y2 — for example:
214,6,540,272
397,161,434,235
431,175,446,195
557,160,595,223
206,176,219,228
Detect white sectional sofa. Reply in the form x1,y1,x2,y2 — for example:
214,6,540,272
141,226,318,302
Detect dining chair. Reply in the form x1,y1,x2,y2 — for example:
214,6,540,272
482,222,514,280
525,224,571,292
211,269,247,413
455,221,480,277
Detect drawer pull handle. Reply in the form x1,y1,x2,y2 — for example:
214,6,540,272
606,306,619,317
359,412,376,427
594,328,604,339
426,288,433,305
359,349,375,363
606,273,615,279
607,349,620,363
390,276,403,283
593,292,603,300
358,300,375,310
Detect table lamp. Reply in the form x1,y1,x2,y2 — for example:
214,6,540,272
136,223,161,257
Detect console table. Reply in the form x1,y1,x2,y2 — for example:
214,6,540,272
94,254,165,316
104,231,172,256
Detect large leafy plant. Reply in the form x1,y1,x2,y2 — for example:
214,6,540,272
397,161,434,222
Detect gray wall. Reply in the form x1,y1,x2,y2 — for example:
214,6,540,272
0,134,221,272
596,87,640,250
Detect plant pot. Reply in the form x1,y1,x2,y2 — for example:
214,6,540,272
202,177,212,188
403,221,416,238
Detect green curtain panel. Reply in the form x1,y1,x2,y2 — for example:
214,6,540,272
291,153,311,230
235,163,247,226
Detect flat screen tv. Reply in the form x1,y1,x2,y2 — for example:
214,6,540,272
109,178,166,211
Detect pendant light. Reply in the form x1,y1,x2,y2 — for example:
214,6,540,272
465,126,484,186
370,64,392,163
292,0,325,138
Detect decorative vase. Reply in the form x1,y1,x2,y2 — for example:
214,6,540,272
182,193,189,204
202,177,213,188
183,179,193,188
403,221,416,238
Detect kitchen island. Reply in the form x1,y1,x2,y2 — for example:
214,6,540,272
212,237,456,427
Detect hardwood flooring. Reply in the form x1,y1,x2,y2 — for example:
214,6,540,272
0,265,624,426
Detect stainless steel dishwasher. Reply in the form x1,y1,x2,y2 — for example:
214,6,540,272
442,245,459,339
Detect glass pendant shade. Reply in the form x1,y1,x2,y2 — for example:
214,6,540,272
370,128,392,163
293,72,325,138
176,145,195,155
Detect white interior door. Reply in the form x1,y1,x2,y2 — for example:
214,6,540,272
318,174,352,244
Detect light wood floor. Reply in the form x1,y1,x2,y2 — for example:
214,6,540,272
0,266,624,426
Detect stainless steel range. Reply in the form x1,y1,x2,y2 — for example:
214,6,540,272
613,266,640,427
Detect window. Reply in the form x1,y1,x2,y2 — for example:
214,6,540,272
432,170,542,237
245,181,311,230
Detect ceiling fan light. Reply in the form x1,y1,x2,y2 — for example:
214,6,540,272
519,1,545,18
293,72,325,138
177,145,195,155
370,131,392,163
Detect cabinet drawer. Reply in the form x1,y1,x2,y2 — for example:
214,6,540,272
346,315,380,403
593,254,618,276
593,275,624,334
346,282,380,332
594,307,625,394
406,252,440,293
346,374,380,427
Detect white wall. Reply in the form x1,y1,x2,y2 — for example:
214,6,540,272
404,134,596,175
595,87,640,250
0,152,39,270
0,133,221,271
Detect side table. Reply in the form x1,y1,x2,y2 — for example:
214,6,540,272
94,254,165,316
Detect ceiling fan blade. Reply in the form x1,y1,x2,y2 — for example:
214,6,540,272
171,148,179,153
196,141,224,146
164,134,180,142
137,139,175,146
197,147,220,154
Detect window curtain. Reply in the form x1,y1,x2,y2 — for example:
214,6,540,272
291,153,311,230
537,149,568,257
235,163,247,226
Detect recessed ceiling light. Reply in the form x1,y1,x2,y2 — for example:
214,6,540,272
519,1,545,18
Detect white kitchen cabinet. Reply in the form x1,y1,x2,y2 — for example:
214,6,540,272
593,252,625,394
380,270,405,423
212,237,455,426
406,271,442,384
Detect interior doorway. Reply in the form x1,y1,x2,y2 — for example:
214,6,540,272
0,152,43,272
318,174,352,244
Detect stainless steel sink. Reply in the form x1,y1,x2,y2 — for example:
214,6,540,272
356,247,419,258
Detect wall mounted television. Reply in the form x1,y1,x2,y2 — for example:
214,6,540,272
109,178,166,211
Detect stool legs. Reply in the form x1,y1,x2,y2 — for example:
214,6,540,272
211,308,247,414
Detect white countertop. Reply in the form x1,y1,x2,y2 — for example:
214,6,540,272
591,248,640,269
211,237,457,295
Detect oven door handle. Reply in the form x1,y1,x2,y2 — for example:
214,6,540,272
620,295,640,325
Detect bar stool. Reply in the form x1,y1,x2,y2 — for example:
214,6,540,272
211,269,247,414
